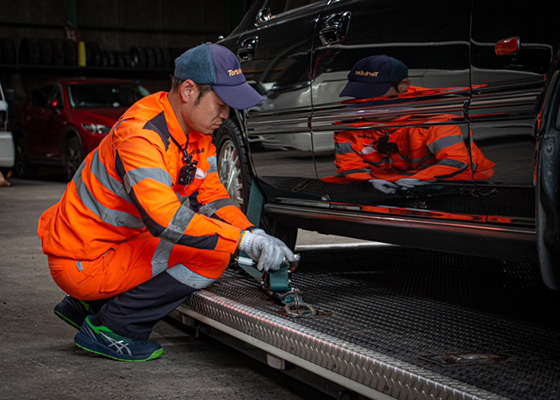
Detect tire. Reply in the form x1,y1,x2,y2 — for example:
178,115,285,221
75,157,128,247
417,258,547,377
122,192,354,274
162,47,172,69
113,51,125,68
39,38,54,65
84,41,100,67
63,135,83,181
122,53,133,68
130,47,147,68
106,51,116,67
19,37,40,65
0,38,17,64
145,47,156,68
64,39,78,66
154,47,164,68
100,50,109,67
53,39,66,66
214,119,297,248
215,119,252,211
14,135,36,178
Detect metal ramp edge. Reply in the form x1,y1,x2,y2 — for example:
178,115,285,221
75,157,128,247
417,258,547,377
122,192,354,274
175,289,506,400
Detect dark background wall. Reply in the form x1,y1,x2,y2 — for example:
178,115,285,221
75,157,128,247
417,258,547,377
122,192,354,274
0,0,253,128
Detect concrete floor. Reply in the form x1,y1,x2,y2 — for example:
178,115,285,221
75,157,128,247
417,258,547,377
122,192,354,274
0,176,335,400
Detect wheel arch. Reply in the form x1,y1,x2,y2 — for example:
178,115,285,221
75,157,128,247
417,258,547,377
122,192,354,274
62,127,84,158
214,110,297,248
61,127,85,180
214,112,253,210
63,126,83,143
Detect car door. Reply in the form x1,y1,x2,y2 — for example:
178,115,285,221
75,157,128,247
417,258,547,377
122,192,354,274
311,0,484,224
43,84,66,160
469,1,557,229
229,0,328,204
25,85,54,157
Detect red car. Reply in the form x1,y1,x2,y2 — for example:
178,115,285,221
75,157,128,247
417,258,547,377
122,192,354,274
13,77,150,180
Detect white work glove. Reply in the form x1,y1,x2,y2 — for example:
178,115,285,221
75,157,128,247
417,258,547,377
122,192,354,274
251,228,289,248
239,230,295,272
395,178,434,190
369,179,398,194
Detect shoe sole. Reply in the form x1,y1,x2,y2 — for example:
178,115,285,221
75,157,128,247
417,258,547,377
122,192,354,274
74,332,163,362
53,310,82,330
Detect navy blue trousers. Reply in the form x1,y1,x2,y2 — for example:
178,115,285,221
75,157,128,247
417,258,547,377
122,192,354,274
92,271,199,340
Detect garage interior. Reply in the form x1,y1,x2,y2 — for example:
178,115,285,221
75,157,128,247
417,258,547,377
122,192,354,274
0,0,252,129
3,2,560,400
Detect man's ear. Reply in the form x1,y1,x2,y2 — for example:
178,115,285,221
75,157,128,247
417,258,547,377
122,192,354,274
397,78,410,94
179,79,196,102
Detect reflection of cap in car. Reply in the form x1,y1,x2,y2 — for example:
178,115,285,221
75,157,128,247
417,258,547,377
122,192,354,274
339,55,408,99
174,43,264,110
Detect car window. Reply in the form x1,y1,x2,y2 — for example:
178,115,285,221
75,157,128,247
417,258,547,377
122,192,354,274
30,85,53,109
68,83,149,109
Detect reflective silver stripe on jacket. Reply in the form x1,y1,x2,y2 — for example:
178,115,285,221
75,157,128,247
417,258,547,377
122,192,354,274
435,158,468,170
340,168,370,177
74,162,144,229
120,165,197,242
151,239,173,276
409,154,432,166
198,198,237,217
166,264,216,288
335,142,354,154
89,149,133,204
121,167,173,194
428,135,463,154
161,204,196,243
150,204,197,276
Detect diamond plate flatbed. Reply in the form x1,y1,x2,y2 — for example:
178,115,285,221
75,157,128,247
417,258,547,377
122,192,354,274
173,245,560,400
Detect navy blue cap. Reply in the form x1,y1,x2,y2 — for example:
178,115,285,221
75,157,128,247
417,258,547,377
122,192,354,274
174,43,264,110
339,55,408,99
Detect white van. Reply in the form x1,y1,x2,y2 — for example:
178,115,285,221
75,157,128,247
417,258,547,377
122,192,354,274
0,81,14,169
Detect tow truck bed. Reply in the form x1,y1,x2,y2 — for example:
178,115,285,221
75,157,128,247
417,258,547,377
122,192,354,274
172,245,560,400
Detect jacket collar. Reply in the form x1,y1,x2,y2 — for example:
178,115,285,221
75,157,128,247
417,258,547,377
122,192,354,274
161,92,205,147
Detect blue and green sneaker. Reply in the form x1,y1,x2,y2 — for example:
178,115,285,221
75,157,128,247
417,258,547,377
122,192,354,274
74,316,163,362
53,295,91,330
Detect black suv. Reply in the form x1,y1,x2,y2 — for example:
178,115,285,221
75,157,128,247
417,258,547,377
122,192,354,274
214,0,560,289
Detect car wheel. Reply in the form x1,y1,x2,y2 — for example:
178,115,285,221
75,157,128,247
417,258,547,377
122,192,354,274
214,119,297,249
14,135,36,178
215,119,251,211
63,135,84,181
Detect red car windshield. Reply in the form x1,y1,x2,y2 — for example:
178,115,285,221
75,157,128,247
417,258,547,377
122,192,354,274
68,83,150,109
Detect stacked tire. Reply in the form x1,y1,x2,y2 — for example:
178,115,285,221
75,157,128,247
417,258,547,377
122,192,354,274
0,38,17,65
19,37,77,66
4,37,182,70
130,46,181,70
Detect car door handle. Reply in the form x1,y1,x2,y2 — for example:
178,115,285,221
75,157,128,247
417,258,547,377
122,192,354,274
238,36,258,61
319,11,351,46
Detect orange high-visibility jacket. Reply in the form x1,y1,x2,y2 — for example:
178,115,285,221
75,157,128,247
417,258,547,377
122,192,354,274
333,115,494,182
38,92,253,279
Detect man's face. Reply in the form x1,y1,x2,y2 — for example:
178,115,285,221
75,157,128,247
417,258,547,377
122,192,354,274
183,85,230,135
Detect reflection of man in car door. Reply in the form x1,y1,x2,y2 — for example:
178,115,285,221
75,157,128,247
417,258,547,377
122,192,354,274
329,55,494,194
